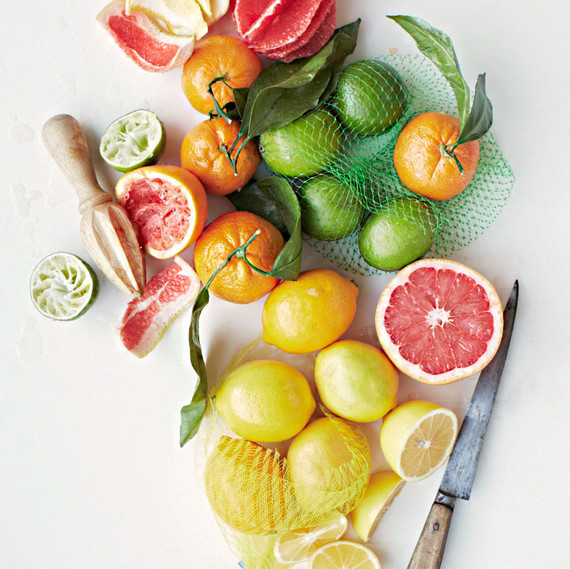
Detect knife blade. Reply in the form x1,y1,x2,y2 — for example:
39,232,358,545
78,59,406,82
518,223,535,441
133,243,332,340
407,280,519,569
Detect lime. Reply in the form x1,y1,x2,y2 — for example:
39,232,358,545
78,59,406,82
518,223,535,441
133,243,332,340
335,60,408,136
259,108,342,177
358,196,437,271
99,109,166,172
30,252,99,321
299,174,365,240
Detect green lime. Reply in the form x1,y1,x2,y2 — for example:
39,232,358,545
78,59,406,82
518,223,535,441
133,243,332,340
335,60,408,136
358,197,437,271
30,252,99,321
99,109,166,172
299,174,365,240
259,108,342,177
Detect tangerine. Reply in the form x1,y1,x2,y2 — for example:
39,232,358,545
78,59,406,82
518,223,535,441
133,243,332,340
393,111,480,201
181,36,263,115
180,117,260,195
193,210,284,304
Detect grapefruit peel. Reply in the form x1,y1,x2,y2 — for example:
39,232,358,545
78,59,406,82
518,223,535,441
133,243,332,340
375,258,503,385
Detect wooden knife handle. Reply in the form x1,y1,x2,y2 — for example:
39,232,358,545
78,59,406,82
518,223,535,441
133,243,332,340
407,493,456,569
42,114,111,213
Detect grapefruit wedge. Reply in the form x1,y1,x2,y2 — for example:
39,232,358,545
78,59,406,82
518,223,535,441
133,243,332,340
375,259,503,384
97,0,195,72
115,165,208,260
119,256,201,357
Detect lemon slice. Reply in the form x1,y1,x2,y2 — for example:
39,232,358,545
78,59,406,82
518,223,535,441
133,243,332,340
126,0,208,38
99,109,166,173
350,471,405,542
309,541,381,569
273,512,348,564
30,252,99,321
380,401,458,482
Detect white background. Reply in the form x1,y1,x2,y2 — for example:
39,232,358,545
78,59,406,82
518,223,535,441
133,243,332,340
1,1,569,568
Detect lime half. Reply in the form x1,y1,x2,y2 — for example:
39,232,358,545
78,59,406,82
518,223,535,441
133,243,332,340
30,252,99,321
99,109,166,172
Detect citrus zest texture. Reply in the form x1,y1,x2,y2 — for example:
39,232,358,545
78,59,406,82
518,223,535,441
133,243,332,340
393,111,480,200
214,359,316,443
375,258,503,384
193,211,284,304
262,269,358,354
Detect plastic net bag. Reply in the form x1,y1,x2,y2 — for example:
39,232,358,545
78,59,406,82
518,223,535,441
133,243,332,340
260,54,514,276
192,338,371,568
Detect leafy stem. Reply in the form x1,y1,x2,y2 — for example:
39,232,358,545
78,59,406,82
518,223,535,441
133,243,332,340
207,76,234,124
440,143,465,174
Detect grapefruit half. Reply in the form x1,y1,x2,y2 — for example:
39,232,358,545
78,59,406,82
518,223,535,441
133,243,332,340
115,165,208,259
375,259,503,384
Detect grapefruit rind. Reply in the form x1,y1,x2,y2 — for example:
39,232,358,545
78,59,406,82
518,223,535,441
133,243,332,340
115,165,208,260
393,408,458,482
375,258,503,385
119,256,201,357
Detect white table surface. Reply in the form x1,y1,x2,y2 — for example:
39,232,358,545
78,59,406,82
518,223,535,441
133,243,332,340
2,1,569,568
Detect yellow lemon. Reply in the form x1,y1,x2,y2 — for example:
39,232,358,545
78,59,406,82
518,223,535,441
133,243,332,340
214,359,316,443
273,512,348,564
350,471,405,542
287,416,371,516
379,400,458,481
262,269,358,354
315,340,399,422
309,541,381,569
204,436,290,534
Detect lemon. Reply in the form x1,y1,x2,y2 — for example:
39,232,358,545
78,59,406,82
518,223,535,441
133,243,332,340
379,400,458,481
214,360,316,443
287,417,371,516
204,436,290,534
315,340,399,422
350,471,405,542
262,269,358,354
309,540,381,569
273,512,348,564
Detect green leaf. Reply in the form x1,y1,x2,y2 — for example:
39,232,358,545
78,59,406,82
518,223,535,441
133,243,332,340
456,74,493,145
239,20,360,138
180,287,210,447
388,15,471,129
228,177,303,281
232,87,249,119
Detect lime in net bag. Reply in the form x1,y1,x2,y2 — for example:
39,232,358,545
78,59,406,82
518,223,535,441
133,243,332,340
253,17,514,276
192,338,371,569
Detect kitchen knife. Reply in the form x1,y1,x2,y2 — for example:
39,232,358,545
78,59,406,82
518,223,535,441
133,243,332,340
407,280,519,569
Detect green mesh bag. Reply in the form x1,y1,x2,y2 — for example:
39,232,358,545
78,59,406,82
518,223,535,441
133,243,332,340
261,54,514,276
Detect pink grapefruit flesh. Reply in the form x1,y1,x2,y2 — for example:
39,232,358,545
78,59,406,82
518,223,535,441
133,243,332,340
96,0,195,72
232,0,288,42
375,259,503,384
120,256,201,357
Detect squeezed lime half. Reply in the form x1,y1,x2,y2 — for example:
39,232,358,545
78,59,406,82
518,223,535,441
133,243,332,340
99,109,166,172
30,252,99,321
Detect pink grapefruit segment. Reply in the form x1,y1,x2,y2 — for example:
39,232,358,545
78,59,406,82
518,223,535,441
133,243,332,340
376,259,503,384
96,0,195,72
119,256,201,357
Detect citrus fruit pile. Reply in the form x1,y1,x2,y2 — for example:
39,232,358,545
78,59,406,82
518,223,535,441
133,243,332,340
232,0,337,62
34,8,513,569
